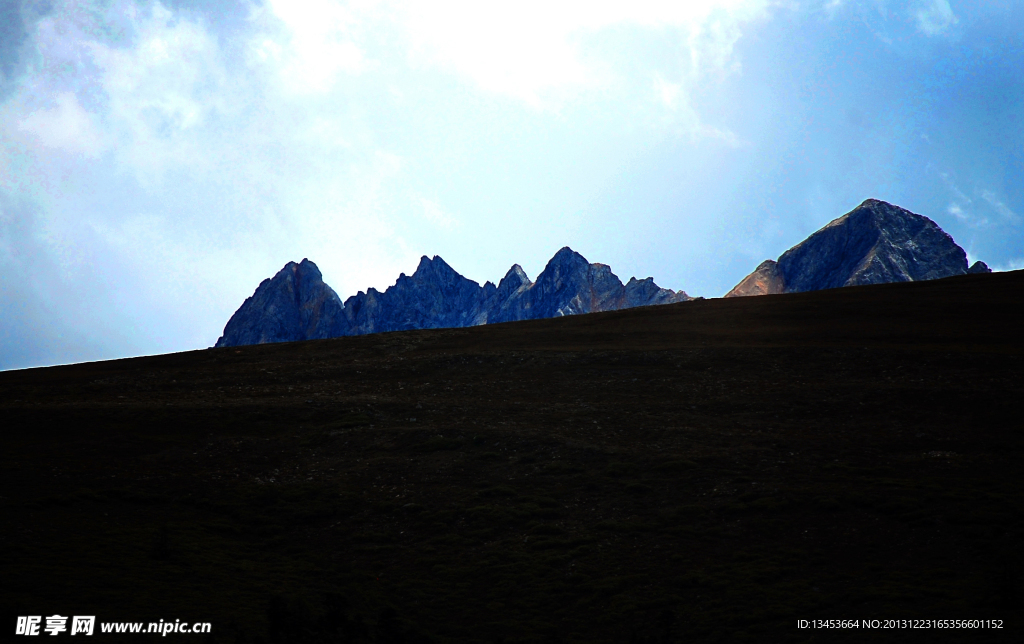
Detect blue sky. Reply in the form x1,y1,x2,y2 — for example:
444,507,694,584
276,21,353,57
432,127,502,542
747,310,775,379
1,0,1022,370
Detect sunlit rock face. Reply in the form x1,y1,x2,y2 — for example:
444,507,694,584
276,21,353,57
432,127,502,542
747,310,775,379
217,248,689,346
726,199,976,297
215,259,347,348
725,260,786,298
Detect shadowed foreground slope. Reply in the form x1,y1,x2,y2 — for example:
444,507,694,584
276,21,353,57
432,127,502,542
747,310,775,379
2,271,1023,642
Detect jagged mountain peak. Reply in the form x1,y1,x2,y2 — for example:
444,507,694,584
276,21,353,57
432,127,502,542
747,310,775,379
293,258,326,281
503,263,529,279
217,247,690,346
215,259,345,347
497,264,531,291
623,275,690,307
726,199,980,297
531,247,591,294
546,246,588,267
413,254,458,278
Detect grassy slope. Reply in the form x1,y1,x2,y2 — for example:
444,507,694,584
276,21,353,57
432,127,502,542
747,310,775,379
1,271,1022,643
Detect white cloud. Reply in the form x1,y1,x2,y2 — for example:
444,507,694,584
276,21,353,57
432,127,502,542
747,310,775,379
940,172,991,228
822,0,845,19
250,0,372,95
653,73,742,145
914,0,958,37
393,0,771,107
947,202,972,223
942,177,1024,229
398,3,592,107
18,92,105,157
946,202,989,228
419,197,458,230
82,3,233,184
654,74,685,111
980,189,1021,225
940,172,970,201
991,257,1024,273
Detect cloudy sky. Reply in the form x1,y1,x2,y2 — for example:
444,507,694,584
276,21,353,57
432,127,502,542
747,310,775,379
1,0,1022,370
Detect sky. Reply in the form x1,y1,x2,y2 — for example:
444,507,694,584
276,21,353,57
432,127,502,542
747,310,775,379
1,0,1023,370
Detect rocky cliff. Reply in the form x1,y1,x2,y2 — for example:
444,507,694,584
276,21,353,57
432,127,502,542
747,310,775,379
339,255,495,335
216,248,689,347
726,199,988,297
488,247,688,323
214,259,347,347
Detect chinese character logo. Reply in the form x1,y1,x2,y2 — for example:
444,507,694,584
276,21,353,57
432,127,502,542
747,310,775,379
15,616,41,636
71,617,95,636
16,615,95,636
44,616,68,636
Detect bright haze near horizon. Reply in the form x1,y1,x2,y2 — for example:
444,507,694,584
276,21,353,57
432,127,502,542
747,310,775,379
1,0,1023,370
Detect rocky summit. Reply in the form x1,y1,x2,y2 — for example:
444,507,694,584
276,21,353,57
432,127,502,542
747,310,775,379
214,259,346,347
726,199,990,297
487,247,688,324
216,247,689,347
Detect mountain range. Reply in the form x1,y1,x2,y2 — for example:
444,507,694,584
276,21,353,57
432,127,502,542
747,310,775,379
215,247,689,347
216,199,990,347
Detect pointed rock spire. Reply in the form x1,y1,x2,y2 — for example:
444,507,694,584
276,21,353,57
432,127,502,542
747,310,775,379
215,259,347,347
